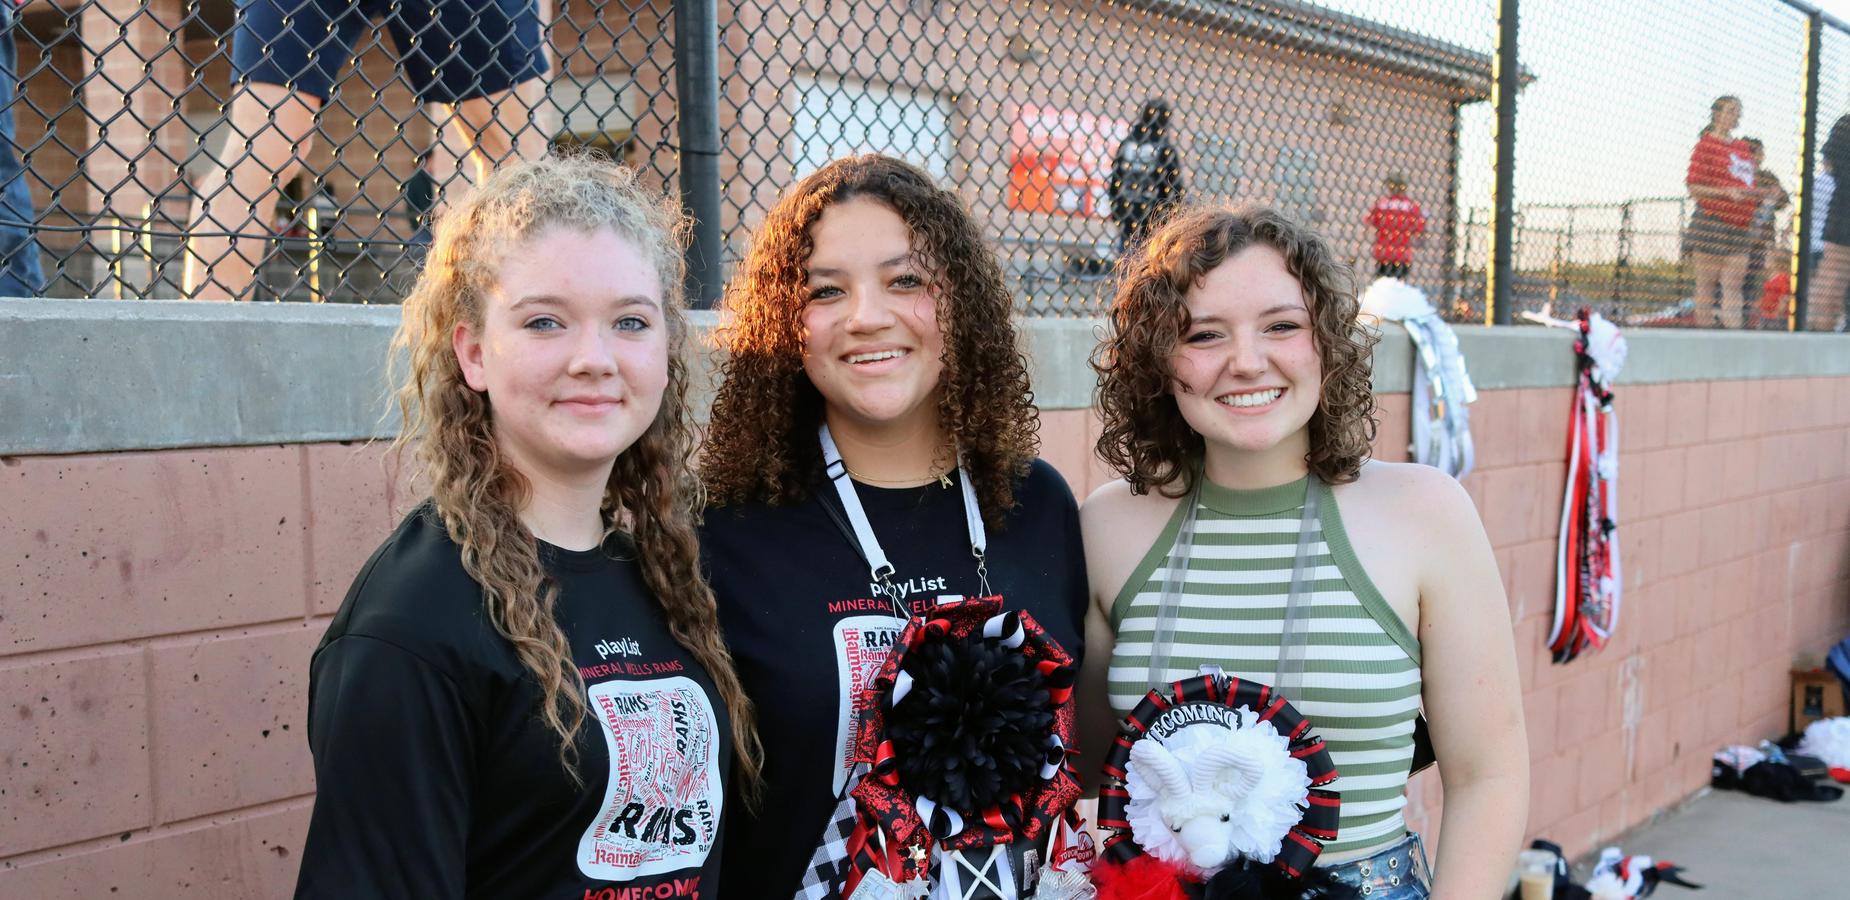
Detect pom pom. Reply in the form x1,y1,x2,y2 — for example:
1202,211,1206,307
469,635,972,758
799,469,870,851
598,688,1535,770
1583,312,1628,383
885,628,1056,814
1583,870,1629,900
1799,717,1850,770
1091,854,1191,900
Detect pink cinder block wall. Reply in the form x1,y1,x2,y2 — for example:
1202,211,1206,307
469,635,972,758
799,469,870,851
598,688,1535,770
4,378,1849,895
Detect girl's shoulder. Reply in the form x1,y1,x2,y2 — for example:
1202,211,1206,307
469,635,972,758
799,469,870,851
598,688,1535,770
1079,475,1184,526
1079,477,1189,616
1333,461,1484,550
323,503,503,671
1015,457,1079,508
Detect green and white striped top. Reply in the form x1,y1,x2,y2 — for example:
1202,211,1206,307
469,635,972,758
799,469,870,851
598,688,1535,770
1106,475,1422,857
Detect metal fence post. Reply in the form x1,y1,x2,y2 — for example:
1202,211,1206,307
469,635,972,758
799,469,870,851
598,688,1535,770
1444,100,1463,314
674,0,723,308
1613,199,1633,311
1794,9,1822,331
1487,0,1519,326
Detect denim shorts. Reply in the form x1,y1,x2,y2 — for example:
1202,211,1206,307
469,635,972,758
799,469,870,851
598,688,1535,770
231,0,548,103
1311,832,1431,898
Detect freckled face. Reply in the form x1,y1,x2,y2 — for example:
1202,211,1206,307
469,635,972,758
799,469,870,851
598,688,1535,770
799,197,946,433
453,226,670,483
1167,244,1322,456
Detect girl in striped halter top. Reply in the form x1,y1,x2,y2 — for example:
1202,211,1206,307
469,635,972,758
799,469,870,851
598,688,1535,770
1075,207,1528,899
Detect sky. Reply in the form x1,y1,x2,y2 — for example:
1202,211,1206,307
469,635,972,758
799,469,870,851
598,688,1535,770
1308,0,1833,260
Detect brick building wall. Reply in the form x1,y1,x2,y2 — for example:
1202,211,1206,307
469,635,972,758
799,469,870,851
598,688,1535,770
716,0,1472,291
15,0,1476,300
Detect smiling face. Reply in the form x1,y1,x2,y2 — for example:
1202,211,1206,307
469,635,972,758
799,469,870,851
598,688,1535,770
1168,244,1321,475
799,196,946,434
453,226,669,485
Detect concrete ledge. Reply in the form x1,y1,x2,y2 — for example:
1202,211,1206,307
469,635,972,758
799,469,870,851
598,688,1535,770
4,298,1848,455
2,300,402,456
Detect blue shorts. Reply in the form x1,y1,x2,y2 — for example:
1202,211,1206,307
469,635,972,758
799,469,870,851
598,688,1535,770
231,0,548,104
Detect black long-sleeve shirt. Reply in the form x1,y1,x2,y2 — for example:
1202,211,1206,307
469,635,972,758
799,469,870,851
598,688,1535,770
700,461,1088,896
295,503,731,899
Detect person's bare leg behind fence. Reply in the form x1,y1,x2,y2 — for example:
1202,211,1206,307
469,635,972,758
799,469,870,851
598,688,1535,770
185,84,319,300
184,0,366,301
438,75,553,187
1714,251,1748,328
1690,252,1724,327
187,0,552,299
405,0,553,233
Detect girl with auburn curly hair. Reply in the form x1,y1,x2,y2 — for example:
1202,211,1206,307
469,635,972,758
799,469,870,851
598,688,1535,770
1076,207,1527,898
699,154,1088,894
295,155,758,899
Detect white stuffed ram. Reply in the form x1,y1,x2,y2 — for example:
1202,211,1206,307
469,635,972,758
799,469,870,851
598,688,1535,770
1123,711,1311,878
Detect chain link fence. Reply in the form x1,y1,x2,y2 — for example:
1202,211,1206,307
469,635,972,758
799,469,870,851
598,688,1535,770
5,0,682,303
0,0,1845,329
1481,0,1814,330
713,0,1495,317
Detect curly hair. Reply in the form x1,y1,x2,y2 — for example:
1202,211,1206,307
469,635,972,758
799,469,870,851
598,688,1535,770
700,154,1038,525
393,154,761,793
1094,205,1378,496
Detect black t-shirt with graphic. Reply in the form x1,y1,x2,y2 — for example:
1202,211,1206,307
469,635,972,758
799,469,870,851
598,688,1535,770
296,502,731,900
700,459,1088,896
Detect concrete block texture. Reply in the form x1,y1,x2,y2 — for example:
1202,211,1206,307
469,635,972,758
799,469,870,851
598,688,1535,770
1516,388,1573,466
302,443,398,616
0,648,152,856
1369,393,1411,464
1467,388,1522,470
147,626,322,823
1663,381,1711,448
1,448,308,654
1035,409,1097,501
0,800,310,899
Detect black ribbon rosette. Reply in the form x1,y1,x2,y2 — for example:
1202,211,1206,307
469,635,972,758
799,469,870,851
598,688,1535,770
839,595,1080,897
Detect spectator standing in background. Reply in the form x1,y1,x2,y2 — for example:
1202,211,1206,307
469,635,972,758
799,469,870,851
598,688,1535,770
1810,113,1850,332
1684,95,1760,329
1109,98,1184,253
1738,137,1788,324
0,0,43,297
1367,172,1426,279
185,0,555,300
1814,167,1834,265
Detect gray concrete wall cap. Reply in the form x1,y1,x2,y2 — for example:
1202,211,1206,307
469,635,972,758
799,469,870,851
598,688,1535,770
3,298,1846,455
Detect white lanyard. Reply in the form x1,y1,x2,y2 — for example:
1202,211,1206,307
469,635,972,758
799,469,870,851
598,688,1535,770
1147,472,1320,696
819,423,990,619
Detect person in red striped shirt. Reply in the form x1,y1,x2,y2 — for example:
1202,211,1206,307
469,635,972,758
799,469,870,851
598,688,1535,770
1684,95,1762,328
1366,173,1426,280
